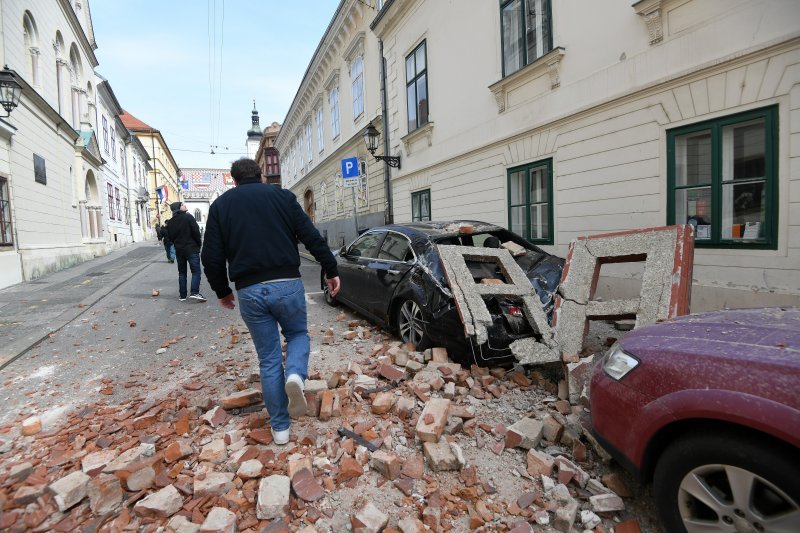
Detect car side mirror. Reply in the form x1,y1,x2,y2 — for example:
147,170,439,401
339,246,347,256
350,248,362,257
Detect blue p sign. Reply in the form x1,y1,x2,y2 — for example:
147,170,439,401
341,157,360,179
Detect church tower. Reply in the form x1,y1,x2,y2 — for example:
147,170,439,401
245,101,263,159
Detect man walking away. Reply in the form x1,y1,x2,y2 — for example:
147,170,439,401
158,219,175,263
201,158,340,445
167,202,206,302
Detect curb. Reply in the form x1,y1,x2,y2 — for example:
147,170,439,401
0,248,161,370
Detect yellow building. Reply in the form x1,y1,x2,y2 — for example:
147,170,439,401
119,111,181,227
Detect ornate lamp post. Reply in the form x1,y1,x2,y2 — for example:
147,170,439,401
363,122,400,169
0,66,23,118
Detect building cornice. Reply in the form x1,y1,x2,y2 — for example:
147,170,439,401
57,0,99,66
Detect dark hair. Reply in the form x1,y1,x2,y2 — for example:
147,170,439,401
230,158,262,184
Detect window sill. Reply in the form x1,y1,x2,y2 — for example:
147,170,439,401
401,122,434,156
489,47,565,113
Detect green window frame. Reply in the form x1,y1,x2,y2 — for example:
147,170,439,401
667,106,778,249
411,189,431,222
500,0,553,78
507,158,553,244
406,41,428,133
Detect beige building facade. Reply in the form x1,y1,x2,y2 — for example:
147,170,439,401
276,0,391,248
367,0,799,310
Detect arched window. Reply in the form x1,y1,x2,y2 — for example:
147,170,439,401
22,11,40,87
351,56,364,119
194,209,202,222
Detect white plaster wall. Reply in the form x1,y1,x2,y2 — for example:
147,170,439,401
377,0,800,307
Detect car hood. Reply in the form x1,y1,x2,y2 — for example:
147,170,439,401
620,307,800,367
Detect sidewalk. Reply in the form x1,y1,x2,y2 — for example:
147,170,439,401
0,240,163,369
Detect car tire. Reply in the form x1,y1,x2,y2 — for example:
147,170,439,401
321,273,338,307
653,431,800,533
395,298,430,351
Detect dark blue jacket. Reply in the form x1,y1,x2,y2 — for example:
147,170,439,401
201,182,338,299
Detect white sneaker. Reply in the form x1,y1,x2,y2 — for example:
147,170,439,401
271,427,290,445
285,374,307,418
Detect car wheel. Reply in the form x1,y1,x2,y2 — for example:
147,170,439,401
321,274,338,307
395,298,430,350
653,431,800,533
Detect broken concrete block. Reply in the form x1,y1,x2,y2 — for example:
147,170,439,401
423,440,461,472
431,347,448,362
526,449,555,476
352,501,388,533
48,470,90,511
194,472,234,497
82,449,118,475
126,465,156,491
553,500,579,532
590,492,626,513
8,462,32,482
168,515,201,533
415,398,450,442
257,475,290,519
13,484,45,506
237,459,263,480
134,484,183,519
221,389,262,409
200,506,237,533
554,225,694,358
505,417,543,449
21,416,42,436
88,473,123,515
581,510,602,530
103,443,155,472
370,450,401,480
398,517,426,533
199,439,228,464
371,391,396,415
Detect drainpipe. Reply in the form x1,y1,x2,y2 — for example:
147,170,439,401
379,38,393,225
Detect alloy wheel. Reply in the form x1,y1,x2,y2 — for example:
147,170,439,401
678,464,800,532
398,300,424,346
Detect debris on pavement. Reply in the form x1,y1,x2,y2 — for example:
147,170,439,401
0,316,651,532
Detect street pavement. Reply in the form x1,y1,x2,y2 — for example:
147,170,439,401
0,239,327,428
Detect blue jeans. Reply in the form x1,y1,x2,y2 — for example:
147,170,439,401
164,242,175,261
237,279,309,432
176,252,201,298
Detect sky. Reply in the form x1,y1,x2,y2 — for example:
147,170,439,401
91,1,339,170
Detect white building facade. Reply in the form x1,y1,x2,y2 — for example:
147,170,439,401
0,0,110,289
125,134,151,243
366,0,799,310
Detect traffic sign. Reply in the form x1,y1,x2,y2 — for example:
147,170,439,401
341,157,360,188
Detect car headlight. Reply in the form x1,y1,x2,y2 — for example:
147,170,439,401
602,343,639,381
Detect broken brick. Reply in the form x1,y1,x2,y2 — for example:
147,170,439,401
415,398,450,442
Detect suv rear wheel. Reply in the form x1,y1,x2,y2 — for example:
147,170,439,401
653,432,800,533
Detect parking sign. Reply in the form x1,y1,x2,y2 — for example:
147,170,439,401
341,157,360,188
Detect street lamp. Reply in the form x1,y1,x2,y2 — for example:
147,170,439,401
0,66,22,118
363,122,400,169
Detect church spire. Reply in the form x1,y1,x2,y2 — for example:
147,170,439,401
247,100,263,139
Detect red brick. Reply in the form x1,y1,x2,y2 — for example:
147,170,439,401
415,398,450,442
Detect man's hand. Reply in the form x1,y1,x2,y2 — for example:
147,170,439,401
219,293,235,310
326,276,341,297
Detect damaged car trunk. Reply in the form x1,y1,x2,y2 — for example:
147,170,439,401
321,220,564,366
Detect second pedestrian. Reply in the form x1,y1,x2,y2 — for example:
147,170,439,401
167,202,206,302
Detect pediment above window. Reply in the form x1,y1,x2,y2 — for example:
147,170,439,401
343,32,365,67
489,47,565,113
324,69,340,92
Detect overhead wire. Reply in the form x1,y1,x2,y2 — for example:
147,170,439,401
215,0,225,149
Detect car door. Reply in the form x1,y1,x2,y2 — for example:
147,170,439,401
337,231,385,314
370,231,417,321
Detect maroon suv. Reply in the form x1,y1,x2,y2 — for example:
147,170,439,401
590,307,800,532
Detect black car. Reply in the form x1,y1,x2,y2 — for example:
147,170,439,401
320,221,564,366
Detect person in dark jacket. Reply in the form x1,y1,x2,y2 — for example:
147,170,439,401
157,220,175,263
201,158,340,445
167,201,206,302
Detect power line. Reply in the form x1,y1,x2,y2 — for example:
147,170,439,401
216,0,225,148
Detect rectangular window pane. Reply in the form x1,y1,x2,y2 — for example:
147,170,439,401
510,206,526,237
530,165,547,203
526,0,550,61
421,191,430,220
723,119,765,181
675,130,712,186
407,83,417,132
416,74,428,126
406,55,415,83
676,187,712,240
722,181,765,241
509,171,525,205
502,0,523,76
415,43,425,74
530,203,548,240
